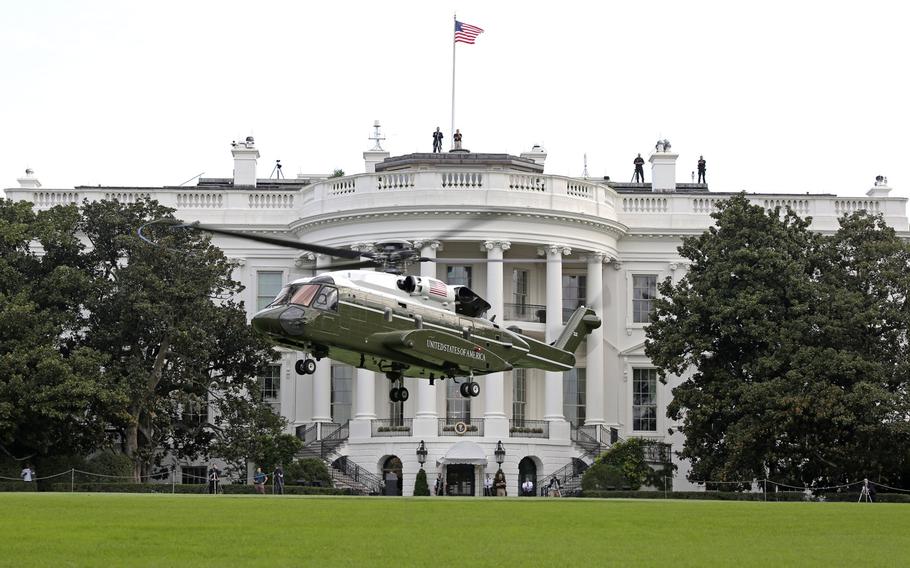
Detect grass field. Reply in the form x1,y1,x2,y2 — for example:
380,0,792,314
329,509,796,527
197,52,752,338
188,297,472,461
1,494,906,567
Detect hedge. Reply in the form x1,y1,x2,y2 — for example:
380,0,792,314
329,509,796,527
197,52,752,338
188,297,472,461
43,483,356,495
580,490,910,502
0,482,41,492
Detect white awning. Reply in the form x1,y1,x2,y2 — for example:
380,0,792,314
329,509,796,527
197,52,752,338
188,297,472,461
438,440,489,466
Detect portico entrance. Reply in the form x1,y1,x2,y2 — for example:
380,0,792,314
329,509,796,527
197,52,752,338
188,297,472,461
438,440,488,497
445,464,475,496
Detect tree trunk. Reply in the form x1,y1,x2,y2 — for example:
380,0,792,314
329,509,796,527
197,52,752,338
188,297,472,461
125,413,141,482
124,335,172,483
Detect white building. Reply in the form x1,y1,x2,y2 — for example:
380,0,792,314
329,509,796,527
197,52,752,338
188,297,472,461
6,133,907,496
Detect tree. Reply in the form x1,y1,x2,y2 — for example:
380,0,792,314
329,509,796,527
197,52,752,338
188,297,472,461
581,463,628,492
209,393,301,480
0,200,120,462
74,198,276,479
646,194,910,487
414,468,430,496
588,438,669,490
284,458,332,487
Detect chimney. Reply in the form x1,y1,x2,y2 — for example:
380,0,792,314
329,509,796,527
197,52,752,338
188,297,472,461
232,136,259,187
363,120,390,173
17,168,41,189
866,175,892,197
520,145,547,168
649,139,677,192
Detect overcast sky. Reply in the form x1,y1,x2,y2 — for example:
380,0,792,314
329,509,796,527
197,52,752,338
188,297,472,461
2,1,907,202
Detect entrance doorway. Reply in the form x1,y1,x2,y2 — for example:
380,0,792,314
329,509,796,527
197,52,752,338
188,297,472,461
382,456,402,496
518,457,538,496
446,464,475,496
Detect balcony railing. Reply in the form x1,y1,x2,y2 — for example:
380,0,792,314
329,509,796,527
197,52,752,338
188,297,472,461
643,441,673,464
438,418,484,437
503,303,546,323
372,418,413,437
509,419,549,439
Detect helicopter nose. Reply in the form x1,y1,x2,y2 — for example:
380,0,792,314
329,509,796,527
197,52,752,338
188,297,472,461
252,310,283,336
253,306,307,336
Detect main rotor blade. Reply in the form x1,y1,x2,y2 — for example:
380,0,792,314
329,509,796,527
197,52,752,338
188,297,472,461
427,257,590,264
172,222,366,260
321,259,384,270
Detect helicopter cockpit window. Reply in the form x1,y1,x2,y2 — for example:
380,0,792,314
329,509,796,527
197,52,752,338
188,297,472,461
312,286,338,312
266,286,292,308
289,284,321,307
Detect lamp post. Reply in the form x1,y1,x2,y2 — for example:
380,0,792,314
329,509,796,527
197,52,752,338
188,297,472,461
494,440,506,469
416,440,428,470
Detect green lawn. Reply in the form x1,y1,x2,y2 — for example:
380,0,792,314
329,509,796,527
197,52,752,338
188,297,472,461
0,494,905,567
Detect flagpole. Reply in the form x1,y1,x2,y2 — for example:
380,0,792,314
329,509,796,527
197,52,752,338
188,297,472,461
450,13,456,150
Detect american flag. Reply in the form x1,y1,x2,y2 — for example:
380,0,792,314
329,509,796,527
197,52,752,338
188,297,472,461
429,279,448,297
454,20,484,44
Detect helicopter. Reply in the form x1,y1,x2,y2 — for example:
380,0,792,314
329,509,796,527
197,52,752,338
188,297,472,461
140,221,602,402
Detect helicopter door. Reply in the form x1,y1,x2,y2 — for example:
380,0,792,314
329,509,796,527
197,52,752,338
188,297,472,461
311,286,339,336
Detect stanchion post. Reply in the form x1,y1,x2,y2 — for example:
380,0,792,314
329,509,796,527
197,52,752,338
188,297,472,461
70,468,74,492
763,479,767,501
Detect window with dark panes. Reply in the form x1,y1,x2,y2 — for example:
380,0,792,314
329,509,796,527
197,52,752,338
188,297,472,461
632,275,657,323
257,271,284,311
633,368,658,431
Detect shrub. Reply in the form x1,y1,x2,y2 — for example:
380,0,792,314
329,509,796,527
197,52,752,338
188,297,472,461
596,439,672,490
284,458,332,487
414,468,430,496
581,464,629,492
85,452,134,480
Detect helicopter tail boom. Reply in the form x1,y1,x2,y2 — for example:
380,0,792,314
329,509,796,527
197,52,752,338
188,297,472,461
554,306,602,354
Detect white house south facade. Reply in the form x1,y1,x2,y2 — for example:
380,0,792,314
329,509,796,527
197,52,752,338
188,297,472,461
6,134,907,496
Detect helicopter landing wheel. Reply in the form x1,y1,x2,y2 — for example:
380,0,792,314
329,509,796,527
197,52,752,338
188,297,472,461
468,381,480,397
389,387,409,402
295,358,317,375
459,382,470,398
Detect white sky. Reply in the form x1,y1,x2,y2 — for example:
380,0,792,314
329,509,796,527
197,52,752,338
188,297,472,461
1,1,908,202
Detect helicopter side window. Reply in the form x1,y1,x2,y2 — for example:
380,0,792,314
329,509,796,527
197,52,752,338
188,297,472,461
312,286,338,312
290,284,321,307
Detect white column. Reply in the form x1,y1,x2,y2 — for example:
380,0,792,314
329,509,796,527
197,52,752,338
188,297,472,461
413,240,441,437
349,243,378,436
482,240,510,437
354,368,376,420
605,259,623,427
543,244,570,422
585,253,606,426
311,254,333,423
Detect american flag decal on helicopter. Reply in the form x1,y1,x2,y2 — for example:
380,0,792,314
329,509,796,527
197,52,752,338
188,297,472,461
429,279,448,297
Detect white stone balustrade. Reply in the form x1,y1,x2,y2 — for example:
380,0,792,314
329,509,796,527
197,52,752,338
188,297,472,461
7,171,907,235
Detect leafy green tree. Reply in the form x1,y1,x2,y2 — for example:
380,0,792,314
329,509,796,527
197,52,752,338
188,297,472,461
74,198,276,479
646,194,910,487
0,200,120,462
210,394,301,480
284,458,332,486
414,468,430,496
593,438,668,490
581,463,628,492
